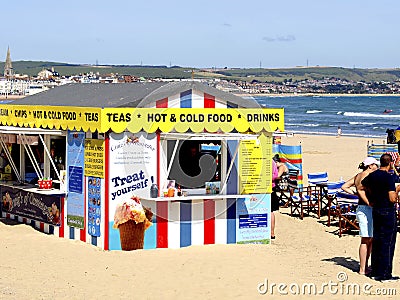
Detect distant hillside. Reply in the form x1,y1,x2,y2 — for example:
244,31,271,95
1,61,400,83
0,61,194,79
210,67,400,83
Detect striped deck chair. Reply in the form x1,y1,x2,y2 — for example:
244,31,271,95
321,181,345,225
276,168,300,207
303,172,329,218
331,191,359,237
307,172,328,185
289,185,320,220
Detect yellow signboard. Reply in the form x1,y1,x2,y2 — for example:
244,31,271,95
239,134,273,194
84,139,105,178
102,108,284,133
0,105,101,132
0,105,284,134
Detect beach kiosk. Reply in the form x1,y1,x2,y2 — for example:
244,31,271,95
0,82,284,250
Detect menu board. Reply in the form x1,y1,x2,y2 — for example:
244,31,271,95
87,176,101,237
239,134,272,194
84,139,105,178
236,194,271,244
67,130,85,229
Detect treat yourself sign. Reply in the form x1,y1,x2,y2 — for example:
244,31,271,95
108,132,157,250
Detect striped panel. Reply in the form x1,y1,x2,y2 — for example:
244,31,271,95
5,213,63,235
167,93,181,108
204,199,215,244
156,201,169,248
39,222,44,232
169,201,181,248
204,93,215,108
368,144,398,160
273,144,303,187
104,136,110,250
152,198,242,248
154,91,235,108
82,180,87,243
191,200,204,245
226,198,237,244
227,101,238,108
180,90,192,108
48,225,54,235
215,98,228,108
214,198,227,244
227,141,239,195
69,227,75,239
80,229,86,242
156,97,168,108
180,200,192,247
59,197,65,237
191,91,205,108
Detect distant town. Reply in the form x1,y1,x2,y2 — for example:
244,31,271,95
2,47,400,99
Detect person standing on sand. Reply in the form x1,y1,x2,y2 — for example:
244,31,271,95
270,154,289,239
361,154,400,282
271,159,279,240
341,157,379,275
337,126,342,137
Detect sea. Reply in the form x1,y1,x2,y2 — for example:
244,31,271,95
253,95,400,138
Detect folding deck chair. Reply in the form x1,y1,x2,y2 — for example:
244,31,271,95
277,168,299,208
299,172,329,218
307,172,328,185
289,184,320,220
320,181,345,222
331,191,359,237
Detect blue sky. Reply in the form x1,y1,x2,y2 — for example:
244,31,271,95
2,0,399,69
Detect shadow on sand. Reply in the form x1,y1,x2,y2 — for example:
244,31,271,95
322,257,359,274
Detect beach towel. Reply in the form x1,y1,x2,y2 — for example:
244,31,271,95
387,151,399,163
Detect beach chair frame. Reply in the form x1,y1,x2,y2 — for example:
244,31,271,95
332,192,359,237
319,181,345,218
289,185,320,219
277,169,299,208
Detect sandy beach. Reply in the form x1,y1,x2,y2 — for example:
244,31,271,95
1,134,399,299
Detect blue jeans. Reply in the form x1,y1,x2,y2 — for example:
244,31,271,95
371,207,397,278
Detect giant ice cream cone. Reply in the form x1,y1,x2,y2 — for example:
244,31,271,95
118,220,145,250
113,196,153,251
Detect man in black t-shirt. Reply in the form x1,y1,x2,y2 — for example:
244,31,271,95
361,153,400,282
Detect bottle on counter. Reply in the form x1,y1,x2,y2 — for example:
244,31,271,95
177,185,182,197
150,176,159,198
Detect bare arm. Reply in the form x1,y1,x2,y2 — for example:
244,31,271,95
341,176,356,195
389,184,400,203
389,191,398,203
277,164,288,178
355,173,371,206
357,185,370,206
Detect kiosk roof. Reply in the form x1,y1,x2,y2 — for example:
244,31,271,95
15,81,261,108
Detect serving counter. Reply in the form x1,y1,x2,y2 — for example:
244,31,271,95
1,181,65,226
